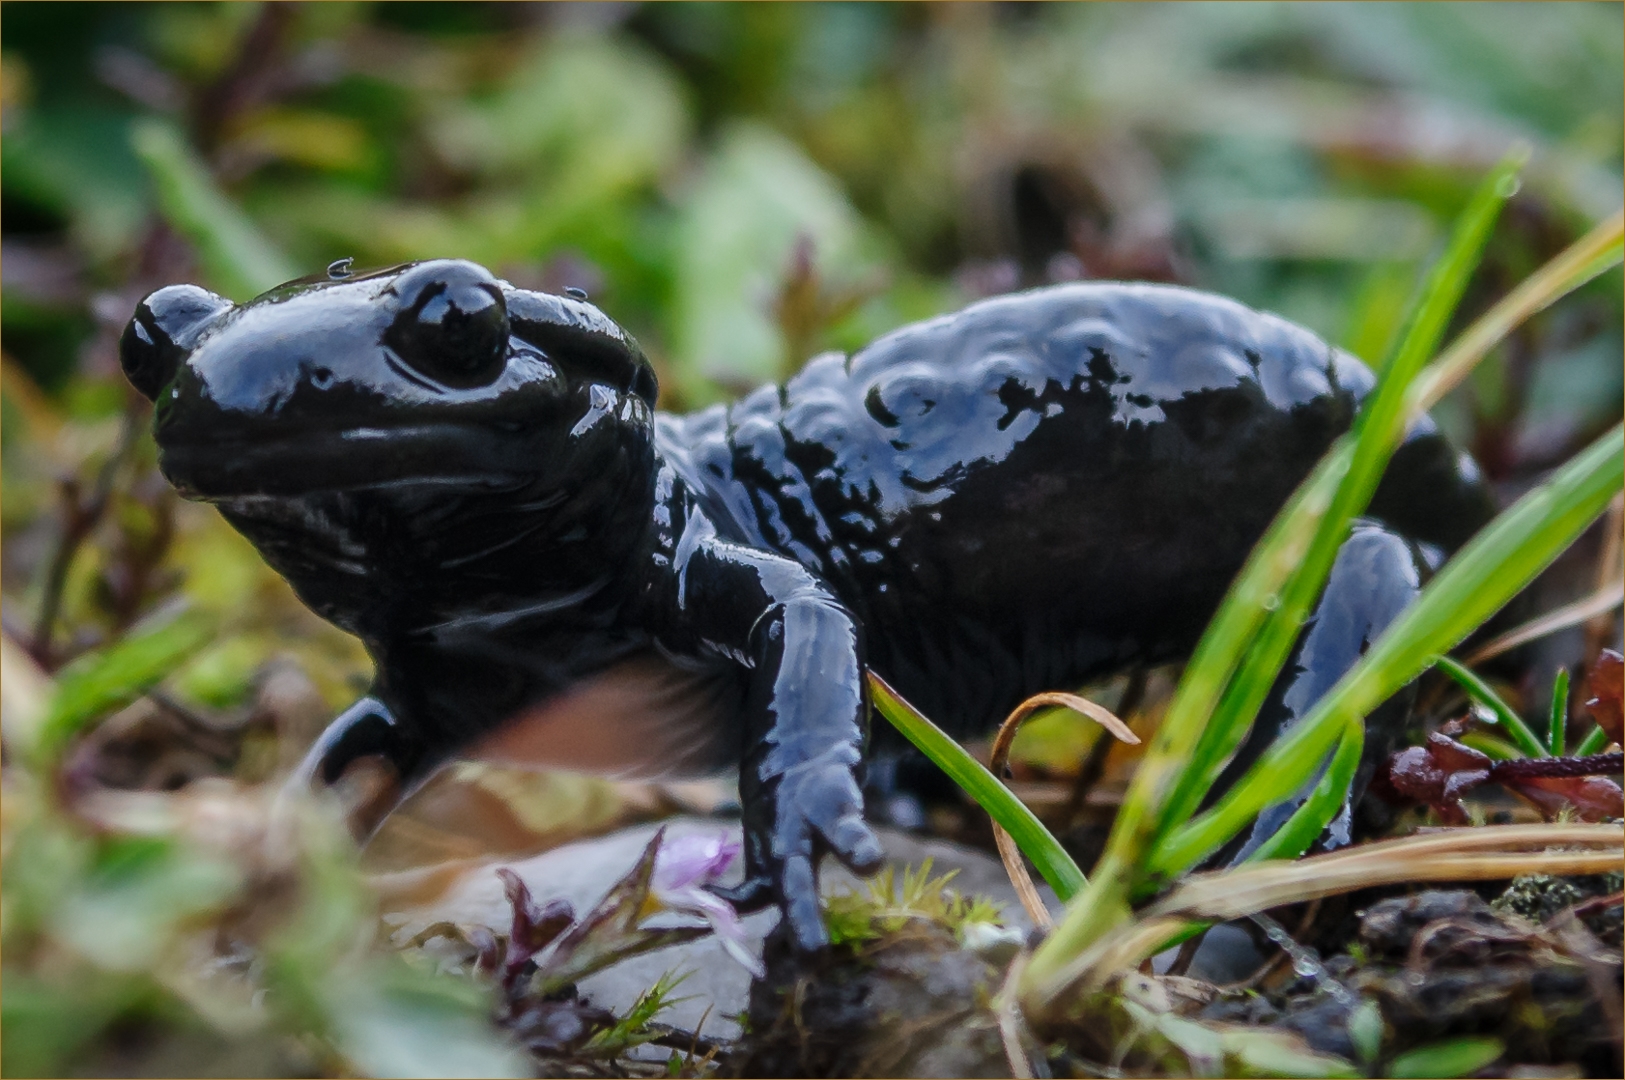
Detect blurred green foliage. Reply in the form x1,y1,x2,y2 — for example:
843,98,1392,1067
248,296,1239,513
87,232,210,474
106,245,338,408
4,3,1621,404
1,4,1620,1076
6,0,1615,742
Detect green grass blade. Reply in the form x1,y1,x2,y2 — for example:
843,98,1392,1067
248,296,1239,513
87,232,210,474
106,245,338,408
1022,181,1619,1011
1547,667,1569,756
1573,724,1611,757
1242,716,1365,865
1152,423,1623,878
1023,154,1533,998
34,609,215,766
1170,199,1622,851
131,118,297,300
1153,148,1527,844
867,672,1086,900
1410,209,1623,414
1435,656,1547,758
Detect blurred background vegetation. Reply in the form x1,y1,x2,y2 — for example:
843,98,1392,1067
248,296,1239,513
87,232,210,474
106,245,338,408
1,3,1621,1076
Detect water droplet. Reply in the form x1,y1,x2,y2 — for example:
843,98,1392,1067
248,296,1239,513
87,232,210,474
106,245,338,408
1495,174,1522,199
1262,593,1281,611
564,286,588,301
327,257,354,280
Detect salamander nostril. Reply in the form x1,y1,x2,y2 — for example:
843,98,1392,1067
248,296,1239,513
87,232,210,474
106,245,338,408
384,263,509,389
120,283,232,400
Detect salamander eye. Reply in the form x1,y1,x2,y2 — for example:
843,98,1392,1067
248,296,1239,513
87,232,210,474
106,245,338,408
120,284,231,400
385,262,509,389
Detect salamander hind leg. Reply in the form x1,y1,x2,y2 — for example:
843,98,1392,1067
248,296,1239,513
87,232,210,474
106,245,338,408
1204,520,1430,864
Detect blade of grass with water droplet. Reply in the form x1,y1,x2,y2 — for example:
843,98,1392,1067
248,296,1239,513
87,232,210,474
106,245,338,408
1153,423,1623,878
1435,655,1547,758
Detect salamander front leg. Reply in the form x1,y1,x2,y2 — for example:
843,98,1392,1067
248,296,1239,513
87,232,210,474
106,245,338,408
1209,520,1430,863
281,695,427,841
670,522,885,948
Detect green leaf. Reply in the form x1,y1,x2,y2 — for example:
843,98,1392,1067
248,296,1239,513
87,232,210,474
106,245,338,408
0,970,157,1078
671,122,889,398
1434,655,1547,758
35,610,214,765
1386,1036,1504,1079
1346,999,1384,1064
130,118,297,301
51,836,243,972
585,969,693,1055
326,968,530,1079
868,673,1086,901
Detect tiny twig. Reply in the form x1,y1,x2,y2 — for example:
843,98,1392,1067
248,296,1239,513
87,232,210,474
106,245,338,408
1465,578,1624,666
996,948,1038,1080
645,1022,725,1059
1490,752,1622,781
29,408,140,669
989,692,1138,929
1163,928,1208,978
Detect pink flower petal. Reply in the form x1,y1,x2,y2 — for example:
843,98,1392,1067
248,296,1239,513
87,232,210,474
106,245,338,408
652,831,741,892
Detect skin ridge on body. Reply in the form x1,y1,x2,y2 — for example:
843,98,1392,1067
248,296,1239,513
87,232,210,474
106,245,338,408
120,260,1495,947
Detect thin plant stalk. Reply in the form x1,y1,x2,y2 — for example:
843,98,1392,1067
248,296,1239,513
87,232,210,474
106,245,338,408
1409,209,1624,414
986,692,1138,928
1548,668,1569,756
1574,724,1612,757
1240,715,1364,865
868,673,1087,901
1464,579,1625,665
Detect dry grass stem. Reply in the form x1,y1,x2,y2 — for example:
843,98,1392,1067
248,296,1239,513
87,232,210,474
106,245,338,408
1410,209,1624,416
989,692,1140,928
1150,822,1623,923
1026,822,1622,1007
1465,577,1624,665
996,949,1039,1079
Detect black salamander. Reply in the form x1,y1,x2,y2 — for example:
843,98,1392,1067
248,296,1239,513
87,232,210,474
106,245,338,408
120,259,1494,947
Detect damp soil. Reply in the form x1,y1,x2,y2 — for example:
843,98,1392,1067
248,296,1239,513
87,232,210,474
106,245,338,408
724,875,1623,1079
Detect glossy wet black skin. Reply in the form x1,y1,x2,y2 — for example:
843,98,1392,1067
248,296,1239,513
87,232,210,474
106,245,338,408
122,259,1494,947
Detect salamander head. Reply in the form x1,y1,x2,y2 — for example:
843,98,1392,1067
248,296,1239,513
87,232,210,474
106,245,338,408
122,259,658,500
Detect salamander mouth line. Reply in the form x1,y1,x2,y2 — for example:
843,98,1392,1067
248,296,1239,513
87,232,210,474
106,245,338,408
159,419,515,453
158,421,533,499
